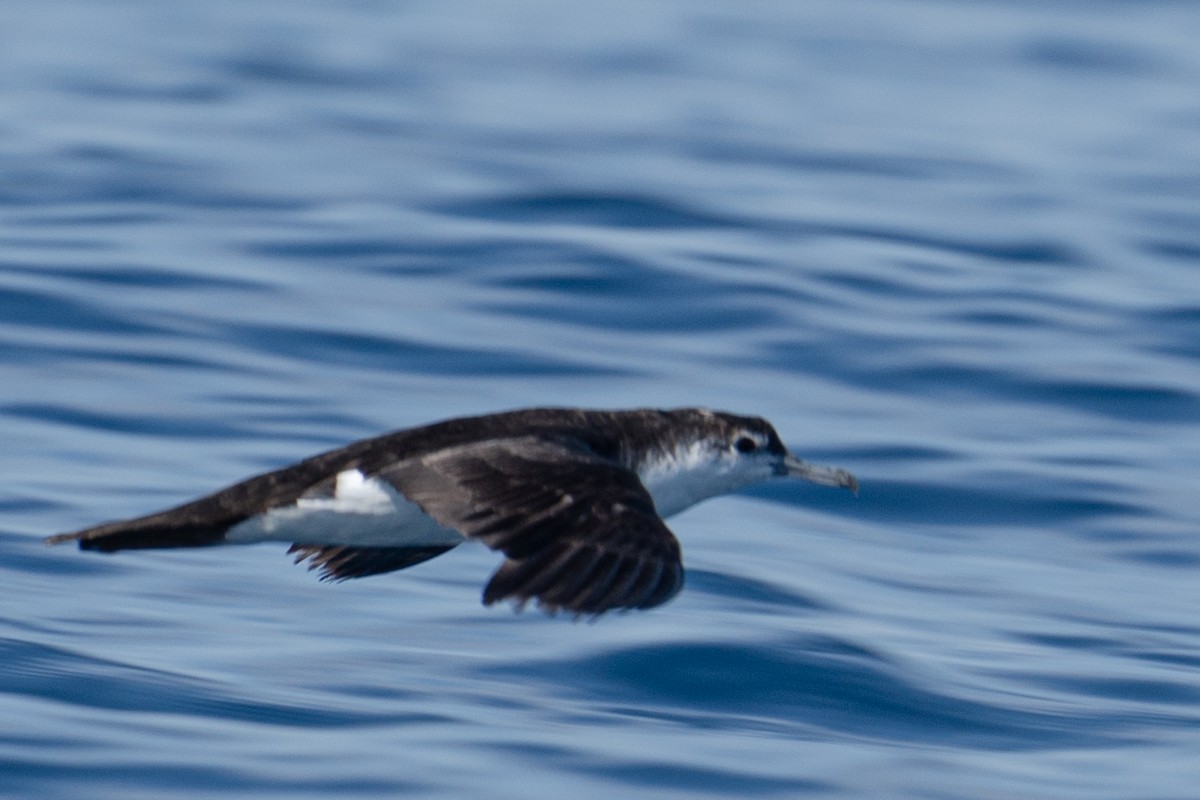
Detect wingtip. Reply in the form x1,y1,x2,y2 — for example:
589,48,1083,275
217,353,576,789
482,551,682,619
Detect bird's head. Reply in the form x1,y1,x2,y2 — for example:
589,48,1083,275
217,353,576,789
637,409,857,517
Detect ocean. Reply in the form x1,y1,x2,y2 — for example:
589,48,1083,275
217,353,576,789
2,2,1198,798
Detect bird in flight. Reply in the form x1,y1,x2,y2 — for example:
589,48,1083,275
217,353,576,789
46,407,857,616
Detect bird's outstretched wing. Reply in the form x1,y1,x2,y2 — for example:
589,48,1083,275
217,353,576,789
378,436,683,615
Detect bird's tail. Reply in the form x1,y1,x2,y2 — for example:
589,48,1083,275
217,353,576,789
44,514,231,552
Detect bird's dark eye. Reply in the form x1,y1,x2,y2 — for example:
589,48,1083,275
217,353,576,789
735,436,758,453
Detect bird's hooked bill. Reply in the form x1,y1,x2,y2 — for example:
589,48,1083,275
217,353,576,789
783,455,859,494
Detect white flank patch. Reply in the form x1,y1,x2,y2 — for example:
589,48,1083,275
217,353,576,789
225,469,464,547
296,468,398,515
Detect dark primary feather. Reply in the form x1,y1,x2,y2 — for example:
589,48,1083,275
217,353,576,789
380,435,684,615
288,544,455,581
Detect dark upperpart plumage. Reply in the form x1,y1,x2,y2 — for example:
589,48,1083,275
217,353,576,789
45,407,856,615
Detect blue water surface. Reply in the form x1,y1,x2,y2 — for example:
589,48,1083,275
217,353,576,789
3,2,1200,798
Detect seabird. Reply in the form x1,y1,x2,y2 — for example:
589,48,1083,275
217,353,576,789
45,407,857,615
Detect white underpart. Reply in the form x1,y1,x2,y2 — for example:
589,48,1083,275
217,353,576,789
638,442,774,518
225,469,464,547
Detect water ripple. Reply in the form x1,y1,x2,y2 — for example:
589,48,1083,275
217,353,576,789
483,636,1132,751
0,637,388,728
431,191,742,230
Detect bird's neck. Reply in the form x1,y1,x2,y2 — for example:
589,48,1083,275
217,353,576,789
636,442,737,518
